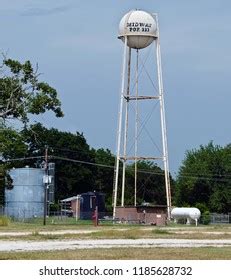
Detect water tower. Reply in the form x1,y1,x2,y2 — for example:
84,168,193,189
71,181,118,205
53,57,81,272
113,10,172,220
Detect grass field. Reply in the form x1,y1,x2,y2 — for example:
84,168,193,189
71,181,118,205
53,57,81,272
0,218,231,260
1,247,231,260
0,222,231,240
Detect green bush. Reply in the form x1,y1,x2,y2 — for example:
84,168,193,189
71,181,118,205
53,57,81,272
195,203,209,214
200,211,210,225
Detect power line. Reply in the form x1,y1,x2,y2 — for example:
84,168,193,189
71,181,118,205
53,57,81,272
51,155,114,169
3,154,166,176
4,156,45,162
3,154,231,182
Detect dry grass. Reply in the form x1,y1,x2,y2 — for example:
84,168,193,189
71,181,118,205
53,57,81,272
1,247,231,260
0,222,96,232
0,225,231,241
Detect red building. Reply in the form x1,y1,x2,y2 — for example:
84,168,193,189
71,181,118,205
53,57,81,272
115,205,167,226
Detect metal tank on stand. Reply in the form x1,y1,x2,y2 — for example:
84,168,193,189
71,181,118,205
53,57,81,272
171,207,201,226
113,10,171,220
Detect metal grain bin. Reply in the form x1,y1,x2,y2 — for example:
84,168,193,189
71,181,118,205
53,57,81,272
5,167,45,219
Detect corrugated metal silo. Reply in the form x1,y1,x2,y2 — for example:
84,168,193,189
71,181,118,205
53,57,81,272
5,167,45,219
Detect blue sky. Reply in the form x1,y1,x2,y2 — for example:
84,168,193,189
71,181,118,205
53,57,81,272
1,0,231,175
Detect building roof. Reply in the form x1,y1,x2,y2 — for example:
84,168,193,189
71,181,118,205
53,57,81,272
81,191,105,196
61,191,106,202
60,196,79,202
116,205,167,209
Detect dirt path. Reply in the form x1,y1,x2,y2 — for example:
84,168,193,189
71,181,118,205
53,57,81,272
0,229,100,237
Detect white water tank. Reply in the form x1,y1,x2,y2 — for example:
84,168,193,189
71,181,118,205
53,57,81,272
118,10,157,49
171,207,201,221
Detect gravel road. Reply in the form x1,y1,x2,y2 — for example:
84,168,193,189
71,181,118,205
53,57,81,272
0,228,230,252
0,238,231,252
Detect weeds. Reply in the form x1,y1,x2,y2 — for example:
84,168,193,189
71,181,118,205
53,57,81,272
0,216,10,226
152,229,170,235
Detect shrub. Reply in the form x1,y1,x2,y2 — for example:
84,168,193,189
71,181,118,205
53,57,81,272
200,211,210,225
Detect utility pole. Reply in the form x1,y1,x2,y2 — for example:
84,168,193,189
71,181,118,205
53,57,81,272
43,145,48,226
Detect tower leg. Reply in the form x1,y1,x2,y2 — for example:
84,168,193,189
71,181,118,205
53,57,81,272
113,37,128,219
121,47,131,207
155,15,172,220
134,49,139,207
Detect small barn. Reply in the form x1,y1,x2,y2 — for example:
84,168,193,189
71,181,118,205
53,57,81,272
61,191,106,220
115,205,167,225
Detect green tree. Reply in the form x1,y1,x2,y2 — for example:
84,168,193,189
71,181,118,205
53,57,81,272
122,161,174,206
175,142,231,213
0,127,27,160
22,123,96,200
0,57,64,204
0,126,28,204
0,58,63,124
0,164,5,205
0,162,15,204
93,148,115,208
